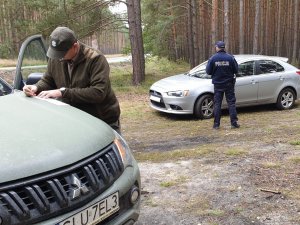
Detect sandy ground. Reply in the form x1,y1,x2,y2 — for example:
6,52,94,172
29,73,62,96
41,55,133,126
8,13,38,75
135,144,300,225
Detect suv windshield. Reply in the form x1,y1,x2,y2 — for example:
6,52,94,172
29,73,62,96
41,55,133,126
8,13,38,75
186,61,211,79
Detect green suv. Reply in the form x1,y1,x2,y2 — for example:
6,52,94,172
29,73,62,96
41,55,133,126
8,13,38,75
0,35,140,225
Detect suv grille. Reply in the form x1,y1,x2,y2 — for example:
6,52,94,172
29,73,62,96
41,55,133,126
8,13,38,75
0,143,124,225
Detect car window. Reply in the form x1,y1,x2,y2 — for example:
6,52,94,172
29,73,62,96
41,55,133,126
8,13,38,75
237,61,255,77
257,60,284,74
20,39,47,81
188,61,211,79
189,61,207,74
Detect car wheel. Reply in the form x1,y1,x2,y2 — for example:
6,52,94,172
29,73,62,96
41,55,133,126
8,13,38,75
194,94,214,119
276,88,295,110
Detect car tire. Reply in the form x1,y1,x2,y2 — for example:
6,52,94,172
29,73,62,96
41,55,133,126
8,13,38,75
276,88,296,110
194,94,214,119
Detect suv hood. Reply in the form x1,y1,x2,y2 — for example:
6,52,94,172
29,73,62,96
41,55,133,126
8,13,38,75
0,92,114,183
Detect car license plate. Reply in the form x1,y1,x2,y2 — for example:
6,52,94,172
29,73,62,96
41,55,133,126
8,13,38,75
150,95,161,102
57,192,119,225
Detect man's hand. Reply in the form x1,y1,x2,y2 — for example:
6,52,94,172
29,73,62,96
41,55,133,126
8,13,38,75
37,90,62,99
23,85,38,97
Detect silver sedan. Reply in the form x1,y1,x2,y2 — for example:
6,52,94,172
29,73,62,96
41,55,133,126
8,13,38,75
149,55,300,119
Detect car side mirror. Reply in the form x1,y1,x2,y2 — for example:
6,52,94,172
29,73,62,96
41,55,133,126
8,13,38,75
26,73,43,85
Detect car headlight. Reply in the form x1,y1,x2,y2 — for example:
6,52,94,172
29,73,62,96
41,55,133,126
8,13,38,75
167,90,189,97
113,131,133,168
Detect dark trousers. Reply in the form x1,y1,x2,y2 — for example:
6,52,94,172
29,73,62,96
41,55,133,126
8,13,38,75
213,82,238,126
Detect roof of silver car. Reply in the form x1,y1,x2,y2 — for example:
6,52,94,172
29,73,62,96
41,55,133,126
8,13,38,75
189,55,290,74
233,54,288,62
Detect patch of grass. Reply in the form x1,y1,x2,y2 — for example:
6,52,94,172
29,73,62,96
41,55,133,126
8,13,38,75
290,140,300,146
200,209,225,217
120,101,148,118
186,196,225,217
110,63,136,92
160,181,177,188
184,195,227,219
262,161,281,168
184,195,210,212
234,207,244,214
143,197,159,207
264,127,273,134
160,176,188,188
224,148,248,156
134,146,216,162
22,59,47,67
146,56,188,75
285,185,300,200
110,56,189,94
0,58,47,68
289,156,300,164
228,185,242,192
0,59,17,67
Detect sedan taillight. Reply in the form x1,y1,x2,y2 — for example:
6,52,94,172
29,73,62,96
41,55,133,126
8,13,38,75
297,71,300,75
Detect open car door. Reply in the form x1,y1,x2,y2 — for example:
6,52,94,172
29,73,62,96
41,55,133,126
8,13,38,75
14,35,48,90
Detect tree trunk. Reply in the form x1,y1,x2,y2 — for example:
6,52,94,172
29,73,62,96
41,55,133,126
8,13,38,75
169,0,179,60
187,0,195,68
127,0,145,85
276,0,282,56
239,0,244,53
191,0,199,66
224,0,229,51
198,0,205,61
264,1,271,55
211,0,218,55
292,0,298,63
253,0,260,54
287,0,293,58
261,0,265,54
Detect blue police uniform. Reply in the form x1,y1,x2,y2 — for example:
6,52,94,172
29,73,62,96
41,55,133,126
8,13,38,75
206,48,239,129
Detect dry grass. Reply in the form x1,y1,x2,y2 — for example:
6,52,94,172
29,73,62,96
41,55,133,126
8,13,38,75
0,59,17,67
120,89,300,155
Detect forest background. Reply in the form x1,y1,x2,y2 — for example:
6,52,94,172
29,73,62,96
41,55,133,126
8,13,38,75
0,0,299,82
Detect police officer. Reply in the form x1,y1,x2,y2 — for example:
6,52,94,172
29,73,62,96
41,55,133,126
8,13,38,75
206,41,240,129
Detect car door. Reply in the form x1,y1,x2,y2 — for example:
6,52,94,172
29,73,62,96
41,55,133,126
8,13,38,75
14,35,48,91
235,60,259,105
255,60,284,102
